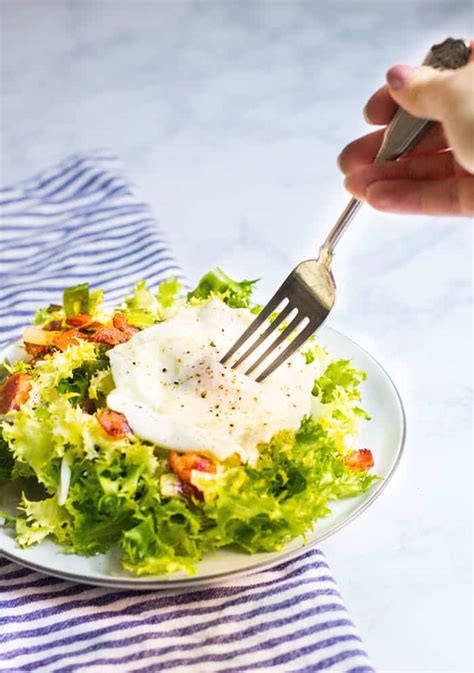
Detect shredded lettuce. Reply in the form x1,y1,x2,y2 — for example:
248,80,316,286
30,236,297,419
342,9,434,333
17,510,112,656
1,270,377,576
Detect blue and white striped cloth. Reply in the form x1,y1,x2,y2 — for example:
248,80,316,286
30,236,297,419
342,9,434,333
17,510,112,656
0,152,374,673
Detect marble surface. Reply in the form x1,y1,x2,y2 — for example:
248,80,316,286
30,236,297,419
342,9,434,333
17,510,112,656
1,1,472,670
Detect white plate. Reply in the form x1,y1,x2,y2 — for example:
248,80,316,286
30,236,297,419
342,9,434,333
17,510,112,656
0,326,405,589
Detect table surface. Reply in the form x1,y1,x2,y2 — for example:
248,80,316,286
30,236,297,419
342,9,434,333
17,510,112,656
1,1,472,670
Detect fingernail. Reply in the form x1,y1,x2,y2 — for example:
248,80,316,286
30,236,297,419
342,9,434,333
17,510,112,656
386,64,415,90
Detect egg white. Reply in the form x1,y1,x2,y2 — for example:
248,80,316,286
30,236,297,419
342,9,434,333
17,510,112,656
106,299,320,465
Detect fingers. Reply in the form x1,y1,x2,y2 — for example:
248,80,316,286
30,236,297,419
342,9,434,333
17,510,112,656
363,86,398,125
385,64,452,119
364,40,474,125
340,42,474,215
344,151,466,198
386,61,474,172
338,124,447,175
353,175,474,215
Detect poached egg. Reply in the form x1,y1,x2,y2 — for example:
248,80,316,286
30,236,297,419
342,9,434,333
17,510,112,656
107,299,318,465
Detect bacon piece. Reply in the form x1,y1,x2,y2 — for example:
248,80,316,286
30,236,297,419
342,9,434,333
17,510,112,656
96,410,131,439
52,328,81,352
168,451,216,484
0,373,33,414
91,326,129,346
44,319,64,331
344,449,374,471
80,398,97,415
79,321,104,332
112,313,139,337
24,342,51,357
66,313,93,328
180,481,204,502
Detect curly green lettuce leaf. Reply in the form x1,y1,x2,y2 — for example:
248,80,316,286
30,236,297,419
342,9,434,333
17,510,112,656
88,368,115,404
124,278,183,327
313,359,366,403
34,340,99,396
156,277,183,310
201,417,376,554
125,280,159,313
57,352,109,407
310,359,370,453
188,268,258,308
16,495,72,547
122,499,202,576
3,406,56,483
63,458,137,556
14,433,163,558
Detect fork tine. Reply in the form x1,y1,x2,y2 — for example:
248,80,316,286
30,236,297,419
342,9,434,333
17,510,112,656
244,312,303,376
255,322,316,383
230,302,294,371
220,286,288,365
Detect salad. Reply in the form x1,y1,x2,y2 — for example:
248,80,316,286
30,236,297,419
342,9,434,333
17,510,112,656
0,270,377,576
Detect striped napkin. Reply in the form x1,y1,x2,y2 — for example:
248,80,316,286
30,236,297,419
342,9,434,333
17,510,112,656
0,152,374,673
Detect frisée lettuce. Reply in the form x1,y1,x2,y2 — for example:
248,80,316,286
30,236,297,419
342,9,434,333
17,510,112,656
0,271,378,576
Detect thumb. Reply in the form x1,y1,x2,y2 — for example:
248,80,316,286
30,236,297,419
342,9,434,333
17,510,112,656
385,64,454,121
386,63,474,173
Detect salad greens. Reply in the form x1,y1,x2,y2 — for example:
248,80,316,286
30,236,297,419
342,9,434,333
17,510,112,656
0,270,377,576
187,268,258,308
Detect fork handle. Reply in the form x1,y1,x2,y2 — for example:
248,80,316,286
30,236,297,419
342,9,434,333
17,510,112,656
321,37,471,255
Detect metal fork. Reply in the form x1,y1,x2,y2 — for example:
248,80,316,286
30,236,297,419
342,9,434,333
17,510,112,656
221,38,470,383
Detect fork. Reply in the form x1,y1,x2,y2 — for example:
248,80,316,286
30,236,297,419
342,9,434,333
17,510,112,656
221,37,471,383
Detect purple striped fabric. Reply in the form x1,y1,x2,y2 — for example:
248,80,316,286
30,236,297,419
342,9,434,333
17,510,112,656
0,153,374,672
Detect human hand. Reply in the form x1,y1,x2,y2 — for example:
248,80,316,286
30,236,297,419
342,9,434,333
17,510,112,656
338,43,474,216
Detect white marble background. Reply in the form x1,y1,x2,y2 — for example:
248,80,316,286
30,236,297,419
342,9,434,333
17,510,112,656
1,1,472,670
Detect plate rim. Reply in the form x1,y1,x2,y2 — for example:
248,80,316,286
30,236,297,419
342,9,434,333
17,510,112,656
0,326,406,589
